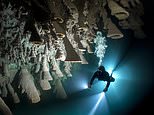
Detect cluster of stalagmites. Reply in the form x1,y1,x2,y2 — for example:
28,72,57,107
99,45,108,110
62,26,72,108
0,0,145,114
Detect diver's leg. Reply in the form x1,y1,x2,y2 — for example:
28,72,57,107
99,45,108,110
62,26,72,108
106,81,110,88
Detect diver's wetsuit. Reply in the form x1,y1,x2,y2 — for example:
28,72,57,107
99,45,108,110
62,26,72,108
90,70,111,89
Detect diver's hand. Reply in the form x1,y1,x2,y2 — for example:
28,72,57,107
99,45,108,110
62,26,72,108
103,87,108,92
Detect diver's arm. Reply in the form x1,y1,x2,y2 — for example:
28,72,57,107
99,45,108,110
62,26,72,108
90,72,98,85
89,72,98,88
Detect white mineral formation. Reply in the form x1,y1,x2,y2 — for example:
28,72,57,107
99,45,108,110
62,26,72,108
51,58,64,78
7,83,20,103
40,79,51,91
1,84,7,98
42,56,53,81
0,0,145,107
34,53,42,73
64,62,72,77
54,79,67,99
106,18,124,39
18,68,40,103
77,51,88,64
107,0,129,20
0,97,12,115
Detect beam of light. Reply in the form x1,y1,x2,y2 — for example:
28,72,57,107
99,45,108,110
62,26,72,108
89,92,105,115
107,65,135,105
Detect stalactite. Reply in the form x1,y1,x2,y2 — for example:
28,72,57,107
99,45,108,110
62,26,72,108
34,53,42,73
63,61,72,77
7,83,20,103
51,58,64,78
106,18,124,39
54,79,67,99
1,84,8,98
107,0,129,20
77,51,88,64
18,67,40,103
41,56,53,81
40,78,51,91
0,97,12,115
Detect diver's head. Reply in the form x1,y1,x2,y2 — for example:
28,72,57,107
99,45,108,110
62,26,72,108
98,66,105,71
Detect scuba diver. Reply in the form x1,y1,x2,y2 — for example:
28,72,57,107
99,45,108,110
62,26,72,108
88,66,115,92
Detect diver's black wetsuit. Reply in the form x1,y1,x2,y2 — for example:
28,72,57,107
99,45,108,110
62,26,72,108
89,66,115,92
90,70,111,89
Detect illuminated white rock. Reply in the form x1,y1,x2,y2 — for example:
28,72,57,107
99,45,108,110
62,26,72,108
7,83,20,103
0,97,12,115
18,68,40,103
42,56,53,81
64,62,72,77
40,79,51,91
107,0,129,20
54,79,67,99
